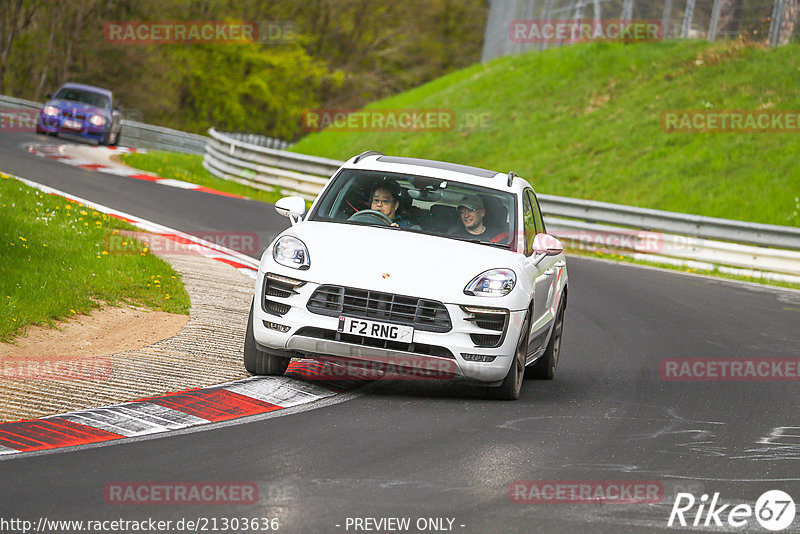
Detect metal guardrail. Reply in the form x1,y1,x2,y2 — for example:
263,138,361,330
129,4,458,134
546,218,800,278
0,94,206,154
120,120,206,154
202,128,800,254
202,130,800,278
537,195,800,251
5,93,798,275
222,131,291,150
203,128,340,200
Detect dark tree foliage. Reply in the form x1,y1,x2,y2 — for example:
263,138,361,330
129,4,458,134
3,0,486,139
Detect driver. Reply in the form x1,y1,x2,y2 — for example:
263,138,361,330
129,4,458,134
369,178,415,228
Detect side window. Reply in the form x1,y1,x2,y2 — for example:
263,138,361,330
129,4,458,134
522,191,536,256
528,190,546,234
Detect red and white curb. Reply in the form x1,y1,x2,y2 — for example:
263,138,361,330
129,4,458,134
0,370,370,456
13,174,259,279
26,142,244,199
0,174,372,456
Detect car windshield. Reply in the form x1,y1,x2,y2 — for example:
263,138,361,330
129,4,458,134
54,88,110,109
309,168,517,249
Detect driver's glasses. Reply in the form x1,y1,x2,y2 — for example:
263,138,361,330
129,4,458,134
371,195,394,207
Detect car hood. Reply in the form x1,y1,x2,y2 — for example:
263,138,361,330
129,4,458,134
268,221,519,303
48,100,107,116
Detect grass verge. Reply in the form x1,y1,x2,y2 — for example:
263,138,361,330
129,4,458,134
120,151,287,205
291,39,800,228
0,173,190,343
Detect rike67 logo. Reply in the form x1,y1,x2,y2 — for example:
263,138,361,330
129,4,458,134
668,490,795,531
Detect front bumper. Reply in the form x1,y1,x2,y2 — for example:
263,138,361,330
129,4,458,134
251,270,526,384
38,113,108,141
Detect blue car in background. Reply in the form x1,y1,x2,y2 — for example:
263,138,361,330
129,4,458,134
36,83,122,146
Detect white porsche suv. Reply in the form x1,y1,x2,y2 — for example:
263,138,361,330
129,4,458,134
244,152,568,400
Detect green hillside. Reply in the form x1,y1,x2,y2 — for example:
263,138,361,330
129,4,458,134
292,39,800,227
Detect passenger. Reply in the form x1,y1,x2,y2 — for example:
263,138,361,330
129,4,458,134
370,179,415,228
454,194,507,242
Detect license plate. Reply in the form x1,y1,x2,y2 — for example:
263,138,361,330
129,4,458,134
338,316,414,343
63,119,82,130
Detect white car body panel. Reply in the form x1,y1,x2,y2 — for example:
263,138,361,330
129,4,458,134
249,153,569,386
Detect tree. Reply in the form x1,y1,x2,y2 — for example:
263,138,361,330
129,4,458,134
0,0,37,94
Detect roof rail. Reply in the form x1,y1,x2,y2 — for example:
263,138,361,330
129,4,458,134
507,171,517,187
352,150,384,164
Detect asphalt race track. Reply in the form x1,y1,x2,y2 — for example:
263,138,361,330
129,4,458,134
2,131,800,533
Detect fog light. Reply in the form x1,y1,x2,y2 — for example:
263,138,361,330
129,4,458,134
263,321,290,332
461,353,496,363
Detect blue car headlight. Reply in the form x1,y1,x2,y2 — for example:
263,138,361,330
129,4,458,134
43,106,59,116
464,268,516,297
273,236,310,270
89,114,106,127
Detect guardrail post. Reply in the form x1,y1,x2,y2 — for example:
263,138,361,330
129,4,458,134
662,0,675,38
681,0,696,37
708,0,722,40
769,0,787,46
621,0,634,22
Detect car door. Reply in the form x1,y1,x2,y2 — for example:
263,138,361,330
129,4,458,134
520,189,557,360
526,189,560,354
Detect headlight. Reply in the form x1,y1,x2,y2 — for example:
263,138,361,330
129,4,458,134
464,268,516,297
89,114,106,126
273,236,310,270
43,106,59,116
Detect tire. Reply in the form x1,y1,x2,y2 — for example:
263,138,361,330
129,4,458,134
527,299,565,380
243,301,290,375
104,130,118,147
487,310,529,400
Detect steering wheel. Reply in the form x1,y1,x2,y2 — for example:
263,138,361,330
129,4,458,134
348,209,394,226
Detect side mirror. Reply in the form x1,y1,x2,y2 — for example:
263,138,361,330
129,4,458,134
532,233,563,256
275,196,307,225
45,93,53,99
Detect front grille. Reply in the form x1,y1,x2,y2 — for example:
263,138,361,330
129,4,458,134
307,285,451,332
62,111,87,120
294,327,454,359
262,273,304,317
463,307,508,348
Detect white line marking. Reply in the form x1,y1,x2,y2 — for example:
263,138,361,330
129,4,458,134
224,376,335,407
54,404,209,437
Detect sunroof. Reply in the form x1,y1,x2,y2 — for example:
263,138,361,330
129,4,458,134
376,156,499,179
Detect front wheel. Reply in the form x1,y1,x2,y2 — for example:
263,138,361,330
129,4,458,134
486,310,529,400
104,130,118,146
527,299,565,380
244,301,290,375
